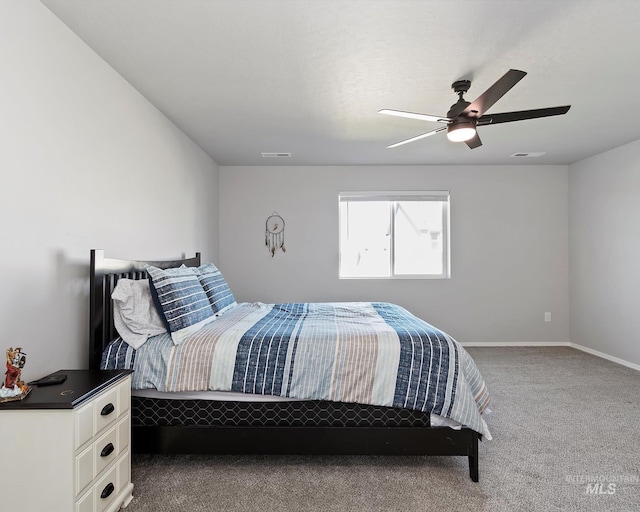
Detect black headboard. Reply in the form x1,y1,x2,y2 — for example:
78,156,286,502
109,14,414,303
89,249,201,369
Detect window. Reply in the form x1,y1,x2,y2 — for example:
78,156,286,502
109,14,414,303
339,191,450,279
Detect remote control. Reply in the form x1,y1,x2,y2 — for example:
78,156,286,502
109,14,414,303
30,374,67,386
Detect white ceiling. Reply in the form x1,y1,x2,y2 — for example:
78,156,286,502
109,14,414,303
41,0,640,166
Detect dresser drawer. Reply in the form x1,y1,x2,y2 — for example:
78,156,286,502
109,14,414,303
76,462,119,512
75,415,130,497
75,378,129,450
95,424,119,478
95,462,119,512
94,385,120,434
92,452,130,512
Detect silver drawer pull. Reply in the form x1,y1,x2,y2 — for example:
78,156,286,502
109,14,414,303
100,403,115,416
100,442,115,458
100,482,115,499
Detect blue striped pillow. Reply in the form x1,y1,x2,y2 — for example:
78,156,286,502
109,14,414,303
145,264,215,344
194,263,237,315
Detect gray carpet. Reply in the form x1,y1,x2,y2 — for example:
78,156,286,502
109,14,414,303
125,347,640,512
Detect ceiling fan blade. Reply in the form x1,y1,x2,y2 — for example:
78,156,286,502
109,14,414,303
462,69,527,118
387,126,447,148
378,109,450,124
478,105,571,125
465,132,483,149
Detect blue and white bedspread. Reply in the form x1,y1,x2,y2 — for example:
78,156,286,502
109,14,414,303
102,302,491,438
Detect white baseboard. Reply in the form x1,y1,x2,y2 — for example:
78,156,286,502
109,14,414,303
568,342,640,372
461,341,570,347
461,341,640,372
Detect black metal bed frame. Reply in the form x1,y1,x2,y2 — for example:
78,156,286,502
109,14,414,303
89,249,480,481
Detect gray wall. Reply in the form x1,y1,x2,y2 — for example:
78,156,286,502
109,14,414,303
0,2,219,379
219,165,570,345
4,2,636,379
569,139,640,367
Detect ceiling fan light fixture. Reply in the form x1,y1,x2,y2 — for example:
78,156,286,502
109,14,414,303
447,121,476,142
380,70,570,150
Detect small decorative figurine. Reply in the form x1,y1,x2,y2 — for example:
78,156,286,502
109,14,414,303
0,347,29,402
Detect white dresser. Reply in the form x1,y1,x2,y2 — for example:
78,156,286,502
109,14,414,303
0,370,134,512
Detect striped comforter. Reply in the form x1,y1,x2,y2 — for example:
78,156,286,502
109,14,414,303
102,302,491,437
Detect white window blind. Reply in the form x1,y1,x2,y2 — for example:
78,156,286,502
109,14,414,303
339,191,450,279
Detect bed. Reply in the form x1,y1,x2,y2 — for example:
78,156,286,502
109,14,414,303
90,249,490,481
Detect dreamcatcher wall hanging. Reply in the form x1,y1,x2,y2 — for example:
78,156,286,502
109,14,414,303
265,212,286,257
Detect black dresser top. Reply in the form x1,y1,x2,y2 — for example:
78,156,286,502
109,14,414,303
0,369,132,410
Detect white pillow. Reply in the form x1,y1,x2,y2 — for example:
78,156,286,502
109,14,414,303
112,278,167,349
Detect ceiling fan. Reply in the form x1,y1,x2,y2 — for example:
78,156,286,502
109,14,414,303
379,69,570,149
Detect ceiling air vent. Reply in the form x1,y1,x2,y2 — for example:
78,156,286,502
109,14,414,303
261,152,291,158
510,152,546,158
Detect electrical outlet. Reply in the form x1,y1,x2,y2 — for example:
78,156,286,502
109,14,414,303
544,312,551,322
